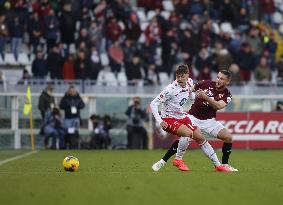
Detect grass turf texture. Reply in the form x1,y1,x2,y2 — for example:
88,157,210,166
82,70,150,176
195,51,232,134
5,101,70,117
0,150,282,205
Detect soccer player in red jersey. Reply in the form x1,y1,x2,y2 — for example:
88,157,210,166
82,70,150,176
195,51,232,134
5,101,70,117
152,70,238,172
150,65,232,172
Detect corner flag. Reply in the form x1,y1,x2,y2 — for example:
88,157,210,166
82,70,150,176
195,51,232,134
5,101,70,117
23,86,35,150
23,86,32,115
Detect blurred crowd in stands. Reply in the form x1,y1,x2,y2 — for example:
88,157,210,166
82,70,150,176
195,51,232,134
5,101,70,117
0,0,283,86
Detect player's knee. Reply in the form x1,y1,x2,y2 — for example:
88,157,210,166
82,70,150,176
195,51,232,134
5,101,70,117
192,129,205,144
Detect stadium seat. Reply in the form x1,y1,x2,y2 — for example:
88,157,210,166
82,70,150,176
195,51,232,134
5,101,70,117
0,55,4,65
162,1,174,11
96,70,118,86
104,71,118,86
279,24,283,34
147,10,156,21
158,72,170,85
273,12,283,24
117,72,128,86
4,53,19,65
136,9,147,22
161,11,171,20
212,22,220,34
118,21,125,30
100,53,109,66
18,53,30,65
138,33,146,43
220,22,233,34
141,22,149,31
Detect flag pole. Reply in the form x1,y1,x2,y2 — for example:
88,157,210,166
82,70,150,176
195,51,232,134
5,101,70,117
29,110,35,151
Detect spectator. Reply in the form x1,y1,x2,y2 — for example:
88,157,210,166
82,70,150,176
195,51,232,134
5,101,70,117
17,69,31,85
260,0,275,28
9,16,24,61
124,12,141,42
43,107,65,149
125,55,142,86
215,48,233,71
60,3,76,49
144,16,162,47
236,43,256,82
46,45,64,79
196,65,212,81
125,97,148,149
180,29,199,61
75,28,91,52
274,101,283,111
32,50,48,79
229,64,243,85
161,28,178,76
145,64,159,86
245,27,263,59
195,47,213,72
88,20,103,53
276,55,283,83
236,7,250,33
59,85,85,149
27,12,42,54
90,46,101,80
44,9,60,52
79,6,92,29
38,84,55,120
105,17,122,48
108,41,124,76
0,15,8,59
189,0,205,15
89,114,112,149
62,53,76,80
74,49,92,80
0,70,4,84
219,0,236,23
254,57,272,85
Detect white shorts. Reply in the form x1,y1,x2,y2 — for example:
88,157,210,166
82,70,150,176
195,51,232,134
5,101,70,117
187,114,225,138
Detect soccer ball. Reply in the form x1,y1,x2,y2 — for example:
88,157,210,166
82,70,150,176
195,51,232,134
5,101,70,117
63,156,79,172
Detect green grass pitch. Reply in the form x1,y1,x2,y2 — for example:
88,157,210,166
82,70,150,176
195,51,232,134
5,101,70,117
0,150,283,205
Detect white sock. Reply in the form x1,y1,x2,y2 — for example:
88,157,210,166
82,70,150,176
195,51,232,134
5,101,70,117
159,159,166,164
200,140,221,167
175,137,190,160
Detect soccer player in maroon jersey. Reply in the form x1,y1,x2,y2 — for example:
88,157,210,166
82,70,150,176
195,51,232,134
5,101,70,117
152,70,238,172
150,65,232,172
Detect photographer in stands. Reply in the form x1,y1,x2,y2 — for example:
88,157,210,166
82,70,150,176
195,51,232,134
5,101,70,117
125,97,148,149
43,107,65,149
89,114,112,149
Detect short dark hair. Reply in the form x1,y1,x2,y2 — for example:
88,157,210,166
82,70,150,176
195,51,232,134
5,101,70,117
176,64,189,75
219,70,232,79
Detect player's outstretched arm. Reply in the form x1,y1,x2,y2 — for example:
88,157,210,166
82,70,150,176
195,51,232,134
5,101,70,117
196,89,227,110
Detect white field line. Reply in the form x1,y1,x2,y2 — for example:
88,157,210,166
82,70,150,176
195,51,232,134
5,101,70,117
0,151,38,166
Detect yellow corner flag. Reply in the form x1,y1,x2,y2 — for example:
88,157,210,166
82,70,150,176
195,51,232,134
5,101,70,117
23,86,35,150
23,86,32,115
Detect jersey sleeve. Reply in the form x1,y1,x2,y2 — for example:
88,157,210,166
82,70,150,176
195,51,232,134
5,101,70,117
150,85,173,124
188,78,195,100
194,80,205,90
222,91,233,104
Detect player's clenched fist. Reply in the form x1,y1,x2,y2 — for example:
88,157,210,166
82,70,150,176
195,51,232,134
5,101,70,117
195,89,207,99
160,121,168,130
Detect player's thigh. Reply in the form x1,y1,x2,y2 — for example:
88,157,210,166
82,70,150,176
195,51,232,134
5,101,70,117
217,128,232,143
176,125,205,144
201,119,225,137
176,124,193,137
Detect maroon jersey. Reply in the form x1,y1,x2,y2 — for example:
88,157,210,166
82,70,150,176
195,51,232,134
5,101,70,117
189,80,232,120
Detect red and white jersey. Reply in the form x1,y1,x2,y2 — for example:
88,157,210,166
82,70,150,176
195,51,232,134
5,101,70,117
150,78,194,124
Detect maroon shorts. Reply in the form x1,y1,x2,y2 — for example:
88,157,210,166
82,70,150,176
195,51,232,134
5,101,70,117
162,117,198,135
